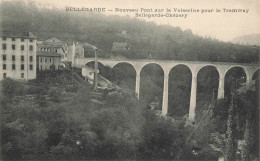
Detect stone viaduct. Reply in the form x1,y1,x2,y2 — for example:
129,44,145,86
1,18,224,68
74,58,259,121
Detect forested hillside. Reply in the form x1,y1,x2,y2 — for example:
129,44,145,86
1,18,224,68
232,34,260,46
0,71,211,161
1,70,259,161
0,0,259,63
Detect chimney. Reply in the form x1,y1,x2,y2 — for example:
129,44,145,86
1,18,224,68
24,32,30,36
72,41,76,67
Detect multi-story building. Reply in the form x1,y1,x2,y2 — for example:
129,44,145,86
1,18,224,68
37,37,66,55
37,37,85,65
0,31,37,80
36,51,62,71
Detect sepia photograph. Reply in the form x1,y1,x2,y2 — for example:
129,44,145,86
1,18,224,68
0,0,259,160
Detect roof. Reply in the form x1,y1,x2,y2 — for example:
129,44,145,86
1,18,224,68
45,37,62,43
37,38,96,50
37,37,66,48
82,42,97,50
74,41,84,48
36,51,62,57
238,80,257,93
37,41,66,48
68,41,97,50
82,65,95,71
66,41,85,48
0,30,37,39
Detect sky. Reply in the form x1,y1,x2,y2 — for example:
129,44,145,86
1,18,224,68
2,0,260,41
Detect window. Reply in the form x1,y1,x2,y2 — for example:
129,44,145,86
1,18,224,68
30,64,33,70
21,73,24,78
30,56,33,62
12,64,15,70
3,64,6,70
21,55,24,61
2,43,6,50
50,58,51,63
30,39,33,42
2,37,6,41
29,45,33,51
40,65,42,70
3,73,6,78
12,44,15,50
21,38,24,42
3,54,6,61
21,64,24,70
12,38,15,41
21,45,24,51
45,58,47,63
12,55,15,61
40,58,42,63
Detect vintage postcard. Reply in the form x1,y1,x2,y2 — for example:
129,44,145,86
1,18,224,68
0,0,259,160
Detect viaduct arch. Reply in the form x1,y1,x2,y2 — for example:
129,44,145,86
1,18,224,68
77,58,259,121
168,64,192,117
139,63,164,104
112,62,137,90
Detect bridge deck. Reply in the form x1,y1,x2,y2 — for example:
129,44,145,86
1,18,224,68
83,58,259,66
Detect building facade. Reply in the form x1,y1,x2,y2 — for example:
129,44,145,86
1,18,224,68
66,41,84,63
111,42,130,51
82,65,97,84
37,51,61,71
37,38,84,64
0,31,37,80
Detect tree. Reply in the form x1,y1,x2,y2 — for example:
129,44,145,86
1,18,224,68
48,88,62,102
225,81,238,161
140,110,186,159
0,78,25,100
242,115,255,161
241,91,259,161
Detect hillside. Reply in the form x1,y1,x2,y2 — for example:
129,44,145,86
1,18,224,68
0,0,259,63
1,69,259,160
232,34,260,46
0,70,189,160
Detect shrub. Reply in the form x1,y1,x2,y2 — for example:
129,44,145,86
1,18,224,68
48,88,62,102
140,110,186,159
0,78,25,98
